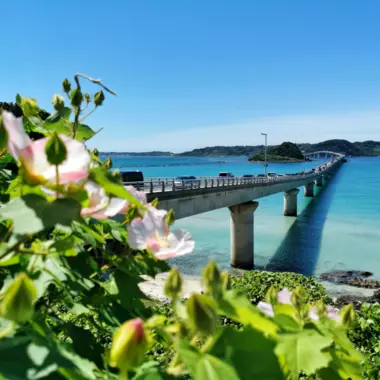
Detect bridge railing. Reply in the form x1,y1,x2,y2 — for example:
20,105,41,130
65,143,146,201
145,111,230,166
122,155,344,194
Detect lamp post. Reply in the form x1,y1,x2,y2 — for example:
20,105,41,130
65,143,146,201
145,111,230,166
261,133,268,177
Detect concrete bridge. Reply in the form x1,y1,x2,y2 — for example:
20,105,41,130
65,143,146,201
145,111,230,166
123,152,345,269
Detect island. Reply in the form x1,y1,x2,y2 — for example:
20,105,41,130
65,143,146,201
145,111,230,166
248,141,306,162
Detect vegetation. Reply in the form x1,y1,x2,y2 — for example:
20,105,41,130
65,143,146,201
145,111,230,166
0,74,371,380
176,139,380,157
249,141,305,162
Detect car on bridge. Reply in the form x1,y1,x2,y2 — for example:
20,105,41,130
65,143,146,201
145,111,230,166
219,172,234,177
242,174,255,178
121,171,144,189
174,176,199,189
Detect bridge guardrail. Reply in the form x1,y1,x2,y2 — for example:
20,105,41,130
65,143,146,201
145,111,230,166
122,154,344,194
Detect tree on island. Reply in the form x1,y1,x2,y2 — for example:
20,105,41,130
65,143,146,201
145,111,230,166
249,141,305,162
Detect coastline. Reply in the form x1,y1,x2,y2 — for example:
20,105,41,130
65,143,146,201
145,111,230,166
139,271,378,303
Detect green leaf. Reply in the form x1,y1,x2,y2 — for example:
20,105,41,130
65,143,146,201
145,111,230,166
177,341,240,380
89,167,145,207
327,348,364,380
218,290,278,336
209,327,284,380
75,124,96,142
132,361,166,380
0,194,81,235
275,328,332,378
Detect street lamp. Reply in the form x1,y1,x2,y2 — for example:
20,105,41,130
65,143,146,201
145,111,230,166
261,133,268,177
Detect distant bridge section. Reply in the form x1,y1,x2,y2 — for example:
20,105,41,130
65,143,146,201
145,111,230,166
122,152,346,269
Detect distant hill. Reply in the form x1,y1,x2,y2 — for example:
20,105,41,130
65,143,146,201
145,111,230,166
177,139,380,157
100,151,173,156
249,142,305,162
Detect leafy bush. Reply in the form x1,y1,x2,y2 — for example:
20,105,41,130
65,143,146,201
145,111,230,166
231,270,331,305
349,303,380,379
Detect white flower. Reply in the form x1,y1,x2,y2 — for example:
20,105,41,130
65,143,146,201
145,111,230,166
277,288,292,305
309,305,340,322
81,182,148,219
127,206,194,260
257,301,275,317
2,111,90,184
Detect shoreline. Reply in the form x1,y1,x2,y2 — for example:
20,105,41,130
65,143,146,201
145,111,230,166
139,272,378,303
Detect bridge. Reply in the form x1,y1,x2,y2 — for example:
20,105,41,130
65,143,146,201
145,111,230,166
122,152,345,269
303,150,342,160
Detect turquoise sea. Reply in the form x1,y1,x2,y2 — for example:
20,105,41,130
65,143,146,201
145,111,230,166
106,155,380,281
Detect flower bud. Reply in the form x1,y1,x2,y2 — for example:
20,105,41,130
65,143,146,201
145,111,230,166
201,260,222,296
315,299,326,317
84,93,91,103
164,209,175,226
0,273,37,323
94,90,105,107
62,78,71,93
93,148,99,157
340,304,355,327
70,88,83,108
52,94,65,111
164,267,182,300
103,157,112,169
221,270,231,291
21,97,39,117
187,294,217,335
109,318,150,371
45,132,67,166
15,93,22,106
265,286,278,304
291,287,307,310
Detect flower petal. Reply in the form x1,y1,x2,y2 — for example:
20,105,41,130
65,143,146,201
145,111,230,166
154,230,194,260
277,288,292,305
326,305,340,322
257,301,275,317
309,306,319,321
2,111,32,161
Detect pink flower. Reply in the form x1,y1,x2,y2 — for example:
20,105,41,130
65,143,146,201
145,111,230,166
309,305,340,322
257,301,275,317
277,288,292,305
81,182,148,219
127,206,194,259
326,305,340,322
2,111,90,184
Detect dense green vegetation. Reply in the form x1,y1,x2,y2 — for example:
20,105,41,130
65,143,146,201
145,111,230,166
249,141,305,162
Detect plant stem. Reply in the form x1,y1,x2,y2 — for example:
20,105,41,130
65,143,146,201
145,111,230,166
55,165,59,198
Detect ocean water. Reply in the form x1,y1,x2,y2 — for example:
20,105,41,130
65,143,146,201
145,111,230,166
106,155,380,280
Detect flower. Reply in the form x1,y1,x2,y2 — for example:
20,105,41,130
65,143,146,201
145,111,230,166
277,288,292,305
309,305,340,322
2,111,90,184
257,301,275,317
127,206,194,259
109,318,149,371
81,182,147,219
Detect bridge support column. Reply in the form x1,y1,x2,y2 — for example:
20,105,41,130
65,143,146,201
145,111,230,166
315,176,323,187
229,201,259,269
284,188,299,216
304,182,315,197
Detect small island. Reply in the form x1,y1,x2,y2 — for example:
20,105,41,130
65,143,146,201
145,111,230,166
249,141,307,162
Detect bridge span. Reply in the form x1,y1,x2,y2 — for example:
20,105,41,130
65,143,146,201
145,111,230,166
123,152,345,269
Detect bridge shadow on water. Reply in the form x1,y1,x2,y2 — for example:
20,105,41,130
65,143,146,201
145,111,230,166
262,170,343,277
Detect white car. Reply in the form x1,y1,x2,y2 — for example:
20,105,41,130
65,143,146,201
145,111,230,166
174,176,199,189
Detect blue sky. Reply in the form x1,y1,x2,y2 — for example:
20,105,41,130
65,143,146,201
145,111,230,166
2,0,380,152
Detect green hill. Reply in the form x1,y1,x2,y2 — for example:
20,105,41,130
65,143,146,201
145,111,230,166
249,142,304,162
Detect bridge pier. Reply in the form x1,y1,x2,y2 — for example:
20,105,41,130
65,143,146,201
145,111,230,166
284,188,300,216
315,176,323,187
304,182,315,197
229,201,259,269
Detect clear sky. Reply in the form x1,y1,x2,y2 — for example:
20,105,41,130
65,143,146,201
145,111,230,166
2,0,380,152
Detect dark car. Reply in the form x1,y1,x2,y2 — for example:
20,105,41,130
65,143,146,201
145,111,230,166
242,174,255,178
121,171,144,189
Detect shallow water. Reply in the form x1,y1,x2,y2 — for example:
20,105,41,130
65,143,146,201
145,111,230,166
107,155,380,283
